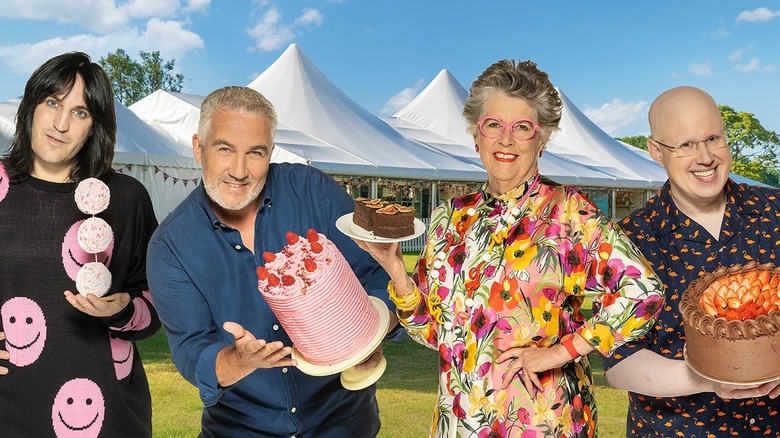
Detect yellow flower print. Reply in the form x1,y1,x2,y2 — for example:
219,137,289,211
559,195,584,224
511,319,540,348
488,389,508,419
555,402,573,432
620,315,646,338
575,362,592,391
563,271,586,296
463,335,477,374
575,216,600,242
531,295,560,337
581,323,615,353
428,293,444,324
468,385,490,416
532,390,558,425
505,240,538,271
527,190,547,217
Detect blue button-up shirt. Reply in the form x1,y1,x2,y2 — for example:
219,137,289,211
147,163,394,437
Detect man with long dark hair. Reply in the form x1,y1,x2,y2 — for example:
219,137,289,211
0,51,160,437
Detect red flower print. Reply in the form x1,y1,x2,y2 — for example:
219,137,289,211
489,275,520,311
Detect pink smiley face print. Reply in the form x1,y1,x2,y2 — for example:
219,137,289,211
109,335,133,380
61,220,114,281
0,162,8,202
51,378,105,438
1,297,47,367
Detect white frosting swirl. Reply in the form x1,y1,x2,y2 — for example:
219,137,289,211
75,178,110,215
76,262,112,297
77,217,114,254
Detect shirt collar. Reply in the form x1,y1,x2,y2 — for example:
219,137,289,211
480,173,540,206
651,178,757,237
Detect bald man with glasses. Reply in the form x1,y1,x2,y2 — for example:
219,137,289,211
603,86,780,437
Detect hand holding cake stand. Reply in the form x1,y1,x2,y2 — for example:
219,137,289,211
292,296,392,390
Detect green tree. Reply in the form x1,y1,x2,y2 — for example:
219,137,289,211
720,105,779,165
99,49,184,105
616,135,648,151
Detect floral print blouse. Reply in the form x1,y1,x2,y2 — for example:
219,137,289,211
400,175,664,438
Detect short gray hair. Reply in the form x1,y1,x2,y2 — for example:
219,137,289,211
198,86,278,140
463,59,562,145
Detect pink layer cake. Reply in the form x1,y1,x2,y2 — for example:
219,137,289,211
257,229,380,366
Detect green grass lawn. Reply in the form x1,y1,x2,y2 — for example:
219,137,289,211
138,253,628,437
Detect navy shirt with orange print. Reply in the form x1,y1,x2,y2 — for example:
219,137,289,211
603,179,780,438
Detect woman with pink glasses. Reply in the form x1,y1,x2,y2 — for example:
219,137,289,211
357,59,664,437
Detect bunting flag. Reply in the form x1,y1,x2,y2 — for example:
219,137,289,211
114,165,201,187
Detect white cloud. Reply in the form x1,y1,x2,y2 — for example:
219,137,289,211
736,7,780,23
0,0,206,38
247,4,325,52
135,18,205,57
0,18,204,77
183,0,210,13
733,57,777,72
295,8,324,27
121,0,180,20
729,49,745,61
0,0,128,33
703,26,729,38
247,6,295,51
688,60,712,76
380,79,425,116
582,98,648,136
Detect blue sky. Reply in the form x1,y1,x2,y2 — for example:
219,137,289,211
0,1,777,137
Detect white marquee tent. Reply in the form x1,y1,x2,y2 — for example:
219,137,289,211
129,90,313,167
386,69,667,189
0,97,201,221
247,44,488,182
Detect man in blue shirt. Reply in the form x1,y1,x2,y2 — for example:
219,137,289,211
603,86,780,437
147,86,396,437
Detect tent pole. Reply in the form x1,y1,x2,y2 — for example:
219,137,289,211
431,181,438,214
371,178,378,198
611,189,617,220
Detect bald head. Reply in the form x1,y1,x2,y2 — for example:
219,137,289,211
648,86,723,140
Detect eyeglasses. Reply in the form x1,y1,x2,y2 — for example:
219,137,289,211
651,134,728,157
477,116,539,141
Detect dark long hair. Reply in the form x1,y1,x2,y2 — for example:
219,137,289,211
2,51,116,183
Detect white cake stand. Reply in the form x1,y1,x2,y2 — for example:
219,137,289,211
292,296,391,390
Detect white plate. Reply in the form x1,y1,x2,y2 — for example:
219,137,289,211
336,213,425,243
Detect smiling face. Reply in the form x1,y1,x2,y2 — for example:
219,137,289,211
110,335,134,380
475,93,544,196
1,297,47,367
193,109,273,220
51,378,105,438
648,88,731,216
30,74,94,182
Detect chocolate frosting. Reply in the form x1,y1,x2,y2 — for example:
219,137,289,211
680,261,780,340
